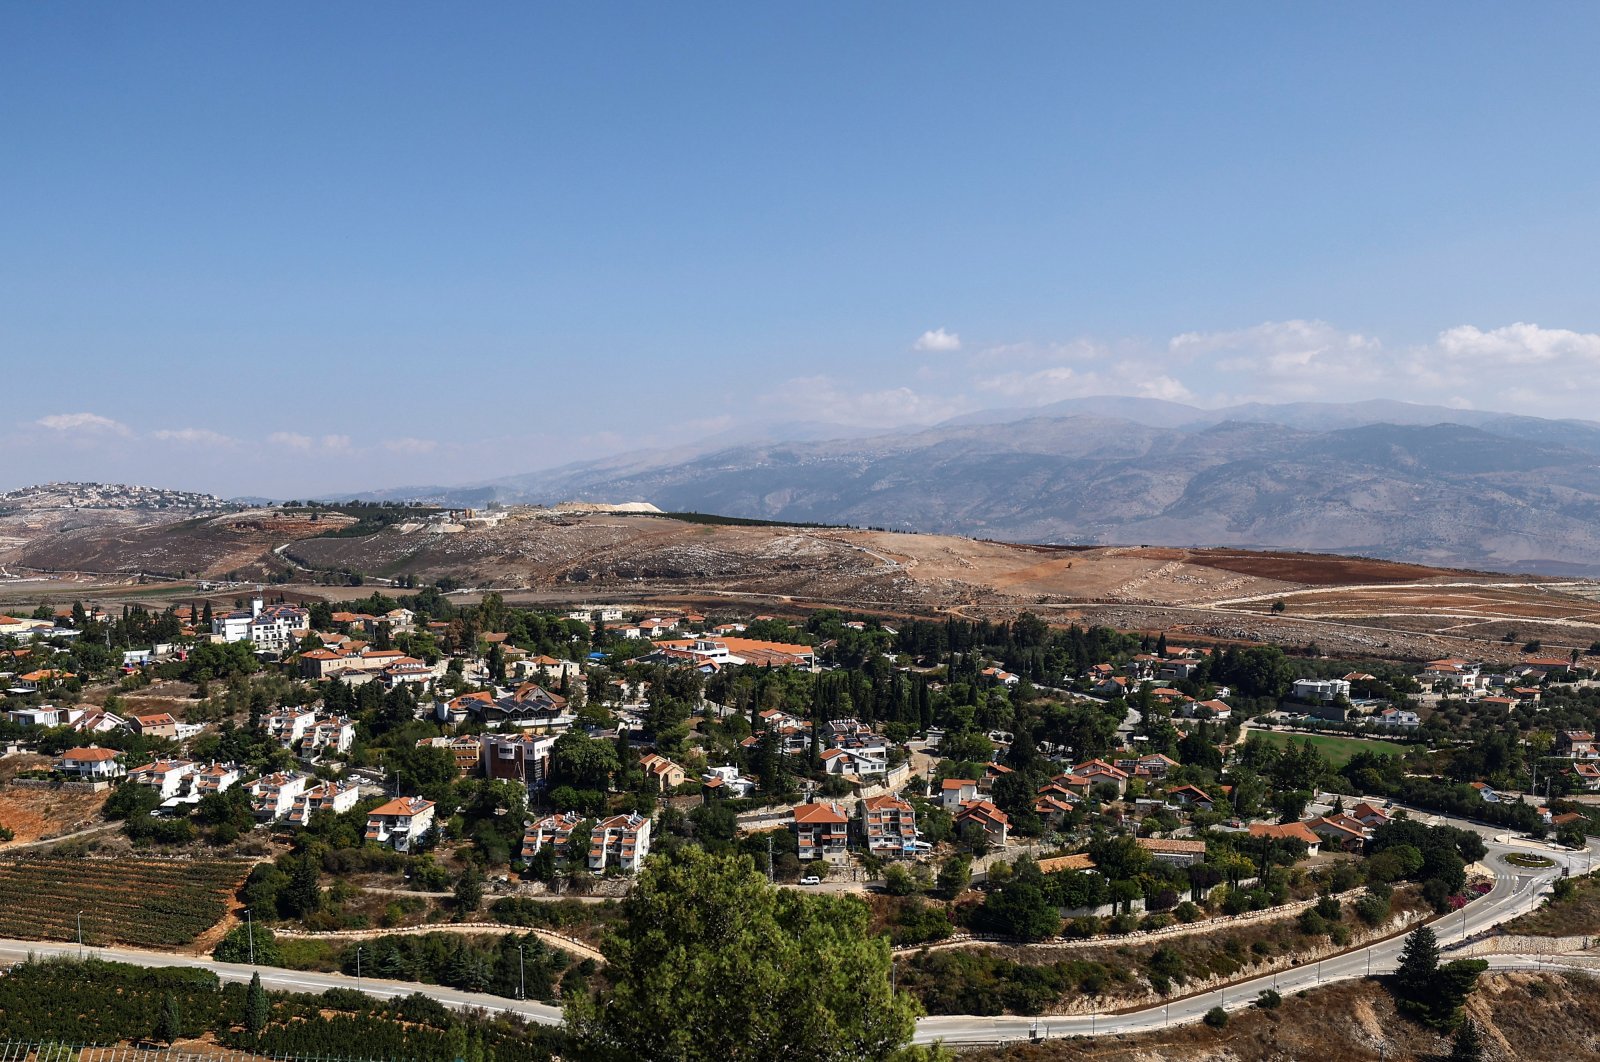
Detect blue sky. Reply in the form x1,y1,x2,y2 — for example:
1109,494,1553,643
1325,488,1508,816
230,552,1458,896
3,4,1599,497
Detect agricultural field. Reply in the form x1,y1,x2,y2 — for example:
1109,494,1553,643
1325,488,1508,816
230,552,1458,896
1245,730,1409,769
0,857,248,949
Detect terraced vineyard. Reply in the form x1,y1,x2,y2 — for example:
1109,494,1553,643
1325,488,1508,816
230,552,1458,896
0,858,249,948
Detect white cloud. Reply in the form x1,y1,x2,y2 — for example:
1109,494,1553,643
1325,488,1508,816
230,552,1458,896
320,434,354,454
268,431,314,450
36,412,131,435
913,328,962,352
1435,322,1600,366
382,437,438,456
152,428,236,447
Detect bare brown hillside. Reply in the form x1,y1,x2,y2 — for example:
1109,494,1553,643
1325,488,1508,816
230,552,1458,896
970,971,1600,1061
4,506,1599,661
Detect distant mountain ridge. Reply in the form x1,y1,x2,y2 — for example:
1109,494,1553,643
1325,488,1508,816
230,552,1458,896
337,399,1600,575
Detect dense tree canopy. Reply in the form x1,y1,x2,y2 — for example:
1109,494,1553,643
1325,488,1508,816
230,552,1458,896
564,846,927,1061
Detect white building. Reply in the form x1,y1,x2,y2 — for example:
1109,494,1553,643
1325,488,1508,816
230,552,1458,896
57,746,125,781
1291,678,1351,704
127,758,199,800
212,597,309,653
265,708,317,749
364,796,436,851
287,781,362,825
588,812,651,873
701,765,757,798
250,771,312,822
299,716,356,760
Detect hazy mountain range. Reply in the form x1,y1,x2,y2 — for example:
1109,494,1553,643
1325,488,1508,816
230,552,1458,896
339,399,1600,575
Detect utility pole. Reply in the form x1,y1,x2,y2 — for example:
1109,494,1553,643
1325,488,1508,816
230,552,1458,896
767,833,775,884
77,911,83,956
519,944,526,1000
245,908,255,965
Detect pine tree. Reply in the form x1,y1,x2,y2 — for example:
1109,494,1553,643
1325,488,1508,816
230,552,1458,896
245,971,268,1034
1449,1018,1483,1062
1393,924,1441,1018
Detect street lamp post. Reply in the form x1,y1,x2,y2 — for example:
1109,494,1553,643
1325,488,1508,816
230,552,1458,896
518,944,526,1001
244,908,255,966
77,911,83,955
357,946,363,989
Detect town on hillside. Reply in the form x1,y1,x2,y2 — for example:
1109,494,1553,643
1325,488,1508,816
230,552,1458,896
0,584,1598,1033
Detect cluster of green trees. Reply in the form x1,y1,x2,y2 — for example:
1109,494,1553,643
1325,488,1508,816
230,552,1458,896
0,956,555,1059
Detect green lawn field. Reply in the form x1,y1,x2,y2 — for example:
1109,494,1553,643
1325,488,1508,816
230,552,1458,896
1247,729,1408,768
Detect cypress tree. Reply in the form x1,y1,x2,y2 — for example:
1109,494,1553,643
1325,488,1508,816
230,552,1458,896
154,993,181,1044
245,971,268,1034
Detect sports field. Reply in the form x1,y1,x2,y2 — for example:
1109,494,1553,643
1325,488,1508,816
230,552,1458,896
1247,730,1409,768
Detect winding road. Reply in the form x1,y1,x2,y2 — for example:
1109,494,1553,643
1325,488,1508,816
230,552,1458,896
0,804,1589,1050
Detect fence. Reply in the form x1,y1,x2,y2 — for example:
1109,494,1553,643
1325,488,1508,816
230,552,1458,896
4,780,108,794
1451,932,1597,957
0,1045,384,1062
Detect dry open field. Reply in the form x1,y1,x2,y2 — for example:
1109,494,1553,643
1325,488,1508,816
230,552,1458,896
2,507,1597,662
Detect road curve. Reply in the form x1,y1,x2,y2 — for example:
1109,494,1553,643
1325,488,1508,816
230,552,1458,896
0,806,1585,1050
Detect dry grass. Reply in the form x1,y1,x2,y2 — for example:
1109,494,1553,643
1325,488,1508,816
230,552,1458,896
0,785,110,845
968,970,1600,1061
1503,872,1600,937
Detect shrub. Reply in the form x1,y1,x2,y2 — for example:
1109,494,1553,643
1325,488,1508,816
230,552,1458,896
1204,1006,1229,1028
1255,989,1282,1009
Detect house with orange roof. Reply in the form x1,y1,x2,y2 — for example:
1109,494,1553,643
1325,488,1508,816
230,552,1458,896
1247,820,1321,856
793,801,851,864
57,745,125,781
1072,759,1130,795
639,751,687,790
954,799,1009,846
127,757,198,800
1306,814,1368,851
264,707,317,749
939,778,980,810
286,780,362,826
1348,801,1391,828
858,794,922,859
588,812,652,873
364,796,436,851
1137,837,1207,866
1557,731,1597,759
250,771,312,822
1166,784,1215,811
129,712,179,741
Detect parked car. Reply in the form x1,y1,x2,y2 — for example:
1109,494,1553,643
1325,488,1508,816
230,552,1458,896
799,875,821,886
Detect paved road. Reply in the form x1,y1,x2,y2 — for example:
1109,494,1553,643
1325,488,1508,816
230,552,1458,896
0,804,1586,1050
0,938,564,1026
913,822,1593,1046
